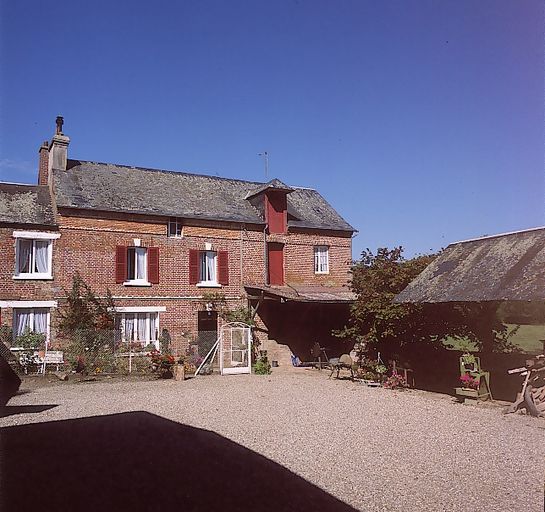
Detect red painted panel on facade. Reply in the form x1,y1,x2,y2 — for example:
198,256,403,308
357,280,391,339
266,192,287,234
218,251,229,285
147,247,160,284
115,246,127,283
189,249,199,285
267,242,284,285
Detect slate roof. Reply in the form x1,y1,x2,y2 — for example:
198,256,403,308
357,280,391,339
245,284,355,303
0,183,56,226
395,227,545,303
53,160,355,232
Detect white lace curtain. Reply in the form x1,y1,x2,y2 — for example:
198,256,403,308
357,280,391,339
17,240,32,273
34,241,49,273
314,246,329,272
201,251,216,282
122,313,158,343
14,308,48,337
17,240,49,274
136,248,146,280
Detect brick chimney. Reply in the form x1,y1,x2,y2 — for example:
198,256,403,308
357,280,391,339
48,116,70,173
37,140,49,185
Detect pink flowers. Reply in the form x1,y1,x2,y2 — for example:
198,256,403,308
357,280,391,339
460,373,479,390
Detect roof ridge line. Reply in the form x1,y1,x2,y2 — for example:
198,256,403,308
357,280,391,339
452,226,545,245
68,159,272,187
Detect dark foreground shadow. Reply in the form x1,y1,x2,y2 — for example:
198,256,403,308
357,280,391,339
0,404,57,418
0,411,357,512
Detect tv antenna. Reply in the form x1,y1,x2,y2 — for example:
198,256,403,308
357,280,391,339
258,151,269,178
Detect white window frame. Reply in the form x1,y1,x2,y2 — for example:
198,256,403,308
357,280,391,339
124,246,150,286
12,307,51,348
314,245,330,274
197,250,220,287
12,231,59,280
116,310,160,349
167,217,183,238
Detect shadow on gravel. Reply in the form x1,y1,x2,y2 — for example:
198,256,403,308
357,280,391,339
1,411,357,512
0,404,58,418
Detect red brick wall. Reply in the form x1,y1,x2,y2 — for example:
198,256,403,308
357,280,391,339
0,210,353,346
37,144,49,186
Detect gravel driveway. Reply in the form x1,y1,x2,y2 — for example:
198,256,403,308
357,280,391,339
1,368,544,511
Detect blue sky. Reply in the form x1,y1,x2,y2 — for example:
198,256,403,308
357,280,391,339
1,0,543,258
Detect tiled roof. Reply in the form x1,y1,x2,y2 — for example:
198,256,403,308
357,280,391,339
53,160,355,232
395,227,545,303
0,183,56,226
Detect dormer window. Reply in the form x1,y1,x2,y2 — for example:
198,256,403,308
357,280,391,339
244,179,293,234
265,191,287,234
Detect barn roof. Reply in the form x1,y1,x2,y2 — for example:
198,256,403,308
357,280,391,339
0,183,56,227
395,227,545,303
53,160,355,232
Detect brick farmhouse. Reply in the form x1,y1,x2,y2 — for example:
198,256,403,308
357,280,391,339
0,119,356,363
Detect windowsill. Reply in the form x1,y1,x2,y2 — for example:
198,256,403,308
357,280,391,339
314,271,330,275
196,282,222,288
13,274,53,280
123,280,152,287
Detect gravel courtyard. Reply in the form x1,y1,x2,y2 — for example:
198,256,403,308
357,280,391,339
1,368,544,511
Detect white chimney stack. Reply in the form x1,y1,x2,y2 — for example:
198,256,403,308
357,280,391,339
48,116,70,172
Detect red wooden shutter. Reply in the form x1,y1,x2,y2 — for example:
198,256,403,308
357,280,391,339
189,249,200,285
115,246,127,283
218,251,229,285
147,247,159,284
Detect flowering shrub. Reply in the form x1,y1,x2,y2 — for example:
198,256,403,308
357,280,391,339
383,372,408,389
150,350,176,378
460,373,479,390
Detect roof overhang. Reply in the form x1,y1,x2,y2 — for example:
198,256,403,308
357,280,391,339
245,285,355,304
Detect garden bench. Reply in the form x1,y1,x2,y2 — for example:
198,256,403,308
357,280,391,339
37,351,65,374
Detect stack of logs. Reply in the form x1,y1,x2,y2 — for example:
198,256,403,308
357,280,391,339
507,355,545,417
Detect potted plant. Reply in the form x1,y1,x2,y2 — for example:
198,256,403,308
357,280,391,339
459,373,479,390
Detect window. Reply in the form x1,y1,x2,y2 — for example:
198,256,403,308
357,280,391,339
127,247,148,282
115,245,159,285
314,246,329,274
115,312,158,348
168,217,183,238
199,251,217,284
13,308,50,346
189,249,229,286
12,231,59,279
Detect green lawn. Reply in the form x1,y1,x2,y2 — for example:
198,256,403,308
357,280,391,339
444,324,545,354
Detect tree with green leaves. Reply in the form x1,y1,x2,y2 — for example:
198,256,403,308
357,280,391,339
58,273,115,333
340,247,499,351
340,247,522,354
58,273,116,373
